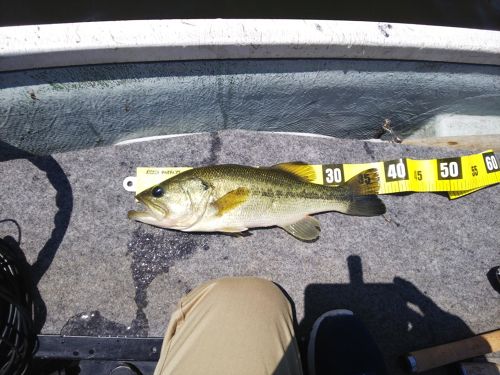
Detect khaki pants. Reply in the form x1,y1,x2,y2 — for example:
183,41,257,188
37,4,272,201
154,277,303,375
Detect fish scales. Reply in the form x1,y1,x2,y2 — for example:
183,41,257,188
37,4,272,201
184,165,349,222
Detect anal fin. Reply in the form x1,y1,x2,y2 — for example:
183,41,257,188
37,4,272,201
280,216,321,241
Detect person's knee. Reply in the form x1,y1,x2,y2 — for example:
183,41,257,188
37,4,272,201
212,276,273,286
209,276,278,295
206,277,291,313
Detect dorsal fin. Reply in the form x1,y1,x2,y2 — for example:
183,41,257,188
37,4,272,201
271,162,317,182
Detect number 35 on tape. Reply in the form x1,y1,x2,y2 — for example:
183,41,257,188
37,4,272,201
321,150,499,199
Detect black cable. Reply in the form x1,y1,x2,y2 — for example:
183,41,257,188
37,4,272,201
0,238,36,375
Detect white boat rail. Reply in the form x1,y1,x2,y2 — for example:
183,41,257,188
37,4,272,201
1,19,500,71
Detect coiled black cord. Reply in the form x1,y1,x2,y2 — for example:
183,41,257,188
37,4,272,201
0,237,36,375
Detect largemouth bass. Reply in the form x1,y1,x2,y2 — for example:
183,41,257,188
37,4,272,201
128,163,385,241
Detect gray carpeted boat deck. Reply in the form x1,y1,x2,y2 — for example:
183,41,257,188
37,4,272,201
0,130,498,374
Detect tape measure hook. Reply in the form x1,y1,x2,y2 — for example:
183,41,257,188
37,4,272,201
123,176,136,192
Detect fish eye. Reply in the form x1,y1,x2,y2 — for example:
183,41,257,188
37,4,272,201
151,186,164,198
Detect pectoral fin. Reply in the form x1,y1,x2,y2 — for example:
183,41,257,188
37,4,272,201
213,187,250,216
280,216,321,241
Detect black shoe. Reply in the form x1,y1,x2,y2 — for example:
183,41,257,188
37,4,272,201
307,309,387,375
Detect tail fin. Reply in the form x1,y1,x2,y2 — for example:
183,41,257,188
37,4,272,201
345,195,386,216
344,168,381,196
343,168,386,216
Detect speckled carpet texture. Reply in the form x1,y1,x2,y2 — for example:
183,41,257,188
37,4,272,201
0,130,498,374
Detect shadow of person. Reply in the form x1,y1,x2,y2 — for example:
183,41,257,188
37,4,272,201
1,234,47,334
0,140,73,333
298,255,475,374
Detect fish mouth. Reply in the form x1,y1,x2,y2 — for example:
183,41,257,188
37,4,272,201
128,197,167,222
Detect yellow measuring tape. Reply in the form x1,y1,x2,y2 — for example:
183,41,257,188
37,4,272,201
131,150,499,199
